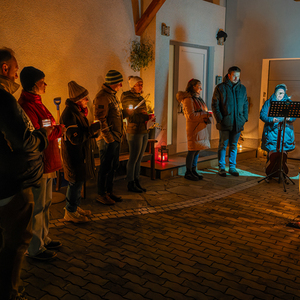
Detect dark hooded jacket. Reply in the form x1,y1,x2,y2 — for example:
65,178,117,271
94,84,123,143
260,93,296,152
212,74,248,132
60,99,99,182
0,76,48,200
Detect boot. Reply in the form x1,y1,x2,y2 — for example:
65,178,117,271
192,167,203,180
134,179,146,192
184,169,199,181
127,181,143,193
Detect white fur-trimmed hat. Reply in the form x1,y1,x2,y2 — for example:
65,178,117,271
128,76,143,89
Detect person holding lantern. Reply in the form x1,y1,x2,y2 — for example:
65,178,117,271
18,67,65,260
176,78,211,181
121,76,154,192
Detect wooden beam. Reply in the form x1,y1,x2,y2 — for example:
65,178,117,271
131,0,140,25
135,0,166,36
203,0,220,4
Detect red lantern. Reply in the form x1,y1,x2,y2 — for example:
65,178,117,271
157,145,169,162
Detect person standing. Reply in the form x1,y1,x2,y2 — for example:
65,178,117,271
176,79,211,181
121,76,152,192
19,66,64,260
0,48,49,299
60,81,100,222
212,66,248,177
94,70,124,205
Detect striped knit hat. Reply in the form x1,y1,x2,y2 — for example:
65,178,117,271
105,70,123,85
68,81,89,102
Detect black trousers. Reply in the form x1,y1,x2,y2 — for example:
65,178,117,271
97,140,120,195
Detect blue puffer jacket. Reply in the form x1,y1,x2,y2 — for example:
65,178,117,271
212,75,248,132
260,94,296,152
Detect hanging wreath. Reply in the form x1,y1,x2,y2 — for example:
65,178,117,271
129,39,154,72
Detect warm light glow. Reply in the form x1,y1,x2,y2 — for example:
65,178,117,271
58,137,61,149
157,146,169,162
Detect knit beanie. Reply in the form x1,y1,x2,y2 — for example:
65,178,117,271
128,76,143,89
68,81,89,102
20,66,45,92
105,70,123,85
274,84,287,94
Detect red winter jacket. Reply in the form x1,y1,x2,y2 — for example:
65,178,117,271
18,90,62,173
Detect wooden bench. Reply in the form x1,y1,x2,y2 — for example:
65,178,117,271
56,139,157,198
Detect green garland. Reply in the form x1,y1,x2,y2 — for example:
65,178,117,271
129,39,154,72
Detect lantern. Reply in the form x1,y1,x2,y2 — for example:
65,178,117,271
157,145,169,162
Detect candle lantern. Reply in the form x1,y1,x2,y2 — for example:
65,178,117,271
157,145,169,162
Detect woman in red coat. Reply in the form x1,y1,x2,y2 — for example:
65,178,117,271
19,67,65,260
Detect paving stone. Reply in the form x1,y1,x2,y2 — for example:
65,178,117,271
20,158,300,299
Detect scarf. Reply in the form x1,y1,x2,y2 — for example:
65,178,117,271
192,94,207,112
76,102,88,117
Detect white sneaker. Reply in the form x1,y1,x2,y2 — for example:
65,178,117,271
77,206,92,216
64,209,90,223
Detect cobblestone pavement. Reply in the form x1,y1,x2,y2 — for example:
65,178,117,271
21,158,300,300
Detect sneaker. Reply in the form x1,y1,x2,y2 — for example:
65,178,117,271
45,240,62,249
64,209,90,223
108,193,123,202
77,206,92,216
229,168,239,176
26,250,57,260
96,194,115,205
218,169,227,177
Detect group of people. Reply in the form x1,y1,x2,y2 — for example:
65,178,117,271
177,66,294,181
0,47,154,299
0,46,295,300
177,66,249,180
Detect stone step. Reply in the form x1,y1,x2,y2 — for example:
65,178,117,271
141,147,257,179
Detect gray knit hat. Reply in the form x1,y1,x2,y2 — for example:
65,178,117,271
68,81,89,102
20,66,45,92
105,70,123,85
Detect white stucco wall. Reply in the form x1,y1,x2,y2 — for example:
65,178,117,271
225,0,300,147
148,0,226,145
0,0,138,120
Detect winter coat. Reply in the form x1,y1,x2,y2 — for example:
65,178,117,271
121,90,150,134
18,90,62,173
60,99,100,182
176,91,210,151
94,84,123,143
212,75,248,132
0,76,48,199
260,94,296,152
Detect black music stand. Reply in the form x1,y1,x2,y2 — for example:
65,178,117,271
258,99,300,192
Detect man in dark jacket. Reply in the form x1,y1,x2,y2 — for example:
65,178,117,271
212,66,248,177
0,48,49,299
94,70,123,205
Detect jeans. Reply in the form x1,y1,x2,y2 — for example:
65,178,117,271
0,188,34,300
97,140,120,195
126,133,148,182
218,130,241,170
28,178,52,256
66,181,84,212
186,151,200,171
